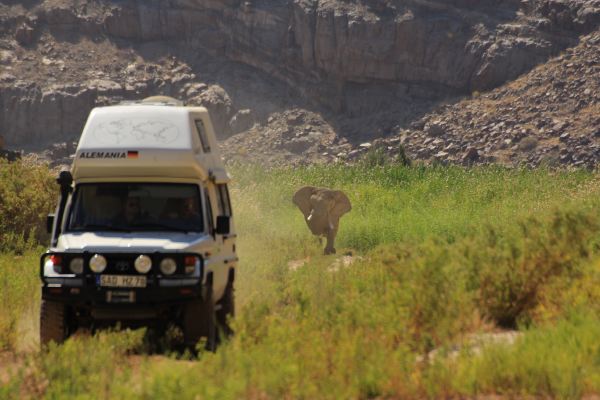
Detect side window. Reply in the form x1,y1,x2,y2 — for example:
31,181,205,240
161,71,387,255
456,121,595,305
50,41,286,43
204,188,214,234
195,120,211,153
216,184,232,216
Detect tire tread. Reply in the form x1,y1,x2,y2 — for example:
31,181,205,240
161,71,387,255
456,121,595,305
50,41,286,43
40,300,66,346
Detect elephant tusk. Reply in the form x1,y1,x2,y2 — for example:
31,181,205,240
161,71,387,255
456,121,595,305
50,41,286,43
307,211,314,222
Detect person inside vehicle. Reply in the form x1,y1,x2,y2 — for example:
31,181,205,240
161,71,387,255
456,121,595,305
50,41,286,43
114,195,143,226
180,196,201,219
162,197,200,219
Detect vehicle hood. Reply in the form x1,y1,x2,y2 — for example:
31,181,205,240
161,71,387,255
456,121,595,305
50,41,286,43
56,232,210,252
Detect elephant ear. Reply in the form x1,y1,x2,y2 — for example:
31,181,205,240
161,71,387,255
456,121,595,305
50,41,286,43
332,190,351,218
293,186,316,218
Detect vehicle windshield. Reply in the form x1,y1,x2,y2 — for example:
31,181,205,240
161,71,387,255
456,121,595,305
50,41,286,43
67,183,204,233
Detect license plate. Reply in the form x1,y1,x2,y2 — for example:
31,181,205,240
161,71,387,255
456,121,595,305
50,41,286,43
99,275,147,288
106,290,136,303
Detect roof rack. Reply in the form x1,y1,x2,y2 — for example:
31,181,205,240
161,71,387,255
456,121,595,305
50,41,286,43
118,96,184,107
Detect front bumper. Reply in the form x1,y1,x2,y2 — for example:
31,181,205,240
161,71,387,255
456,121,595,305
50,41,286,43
42,284,203,305
40,251,205,312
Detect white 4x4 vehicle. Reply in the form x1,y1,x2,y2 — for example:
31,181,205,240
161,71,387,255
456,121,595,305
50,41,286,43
40,97,237,350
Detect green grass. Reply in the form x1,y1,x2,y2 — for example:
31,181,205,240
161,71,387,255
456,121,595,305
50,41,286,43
425,312,600,398
1,162,599,399
0,252,40,352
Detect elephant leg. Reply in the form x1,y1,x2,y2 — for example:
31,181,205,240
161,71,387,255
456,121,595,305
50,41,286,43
324,228,337,255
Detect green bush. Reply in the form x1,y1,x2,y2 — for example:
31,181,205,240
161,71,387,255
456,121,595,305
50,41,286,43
0,159,55,253
467,209,599,328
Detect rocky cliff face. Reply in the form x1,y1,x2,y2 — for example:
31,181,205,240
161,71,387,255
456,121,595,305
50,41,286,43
0,0,599,167
98,0,599,90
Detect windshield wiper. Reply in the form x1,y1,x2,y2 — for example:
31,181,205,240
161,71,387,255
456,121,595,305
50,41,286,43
70,224,133,232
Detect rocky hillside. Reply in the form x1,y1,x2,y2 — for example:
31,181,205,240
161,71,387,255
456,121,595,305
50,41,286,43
0,0,599,167
349,29,600,169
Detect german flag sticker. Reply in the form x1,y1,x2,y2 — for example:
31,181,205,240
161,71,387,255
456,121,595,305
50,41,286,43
127,151,139,159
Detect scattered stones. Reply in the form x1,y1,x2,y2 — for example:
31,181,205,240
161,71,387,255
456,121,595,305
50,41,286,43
328,255,363,273
559,132,571,142
287,257,309,271
362,29,600,170
88,79,122,92
0,50,15,65
424,121,445,137
283,137,313,154
229,109,255,134
0,73,16,82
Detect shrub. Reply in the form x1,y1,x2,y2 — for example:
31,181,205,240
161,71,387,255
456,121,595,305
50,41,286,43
359,146,390,168
468,209,599,328
518,136,539,152
0,159,55,253
431,312,600,398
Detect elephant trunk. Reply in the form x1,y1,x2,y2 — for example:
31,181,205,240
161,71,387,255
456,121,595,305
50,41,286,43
305,210,327,236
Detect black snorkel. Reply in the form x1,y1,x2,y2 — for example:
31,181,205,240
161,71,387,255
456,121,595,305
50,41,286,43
49,170,73,247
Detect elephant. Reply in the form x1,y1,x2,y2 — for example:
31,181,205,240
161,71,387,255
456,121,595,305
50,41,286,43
293,186,352,255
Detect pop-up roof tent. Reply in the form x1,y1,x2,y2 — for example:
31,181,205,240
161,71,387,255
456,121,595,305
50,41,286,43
72,100,229,183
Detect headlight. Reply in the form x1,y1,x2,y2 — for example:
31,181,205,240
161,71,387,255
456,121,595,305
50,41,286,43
134,255,152,274
69,257,84,274
89,254,107,273
160,258,177,275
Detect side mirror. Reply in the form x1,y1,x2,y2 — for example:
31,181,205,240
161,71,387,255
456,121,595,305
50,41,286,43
46,214,55,234
215,216,230,235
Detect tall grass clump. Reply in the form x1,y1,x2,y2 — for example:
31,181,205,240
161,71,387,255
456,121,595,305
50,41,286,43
0,159,55,253
468,209,599,327
425,312,600,398
2,330,146,400
0,252,41,351
0,159,53,349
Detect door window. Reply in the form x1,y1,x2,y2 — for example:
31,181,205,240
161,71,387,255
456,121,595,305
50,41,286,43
204,188,214,234
195,120,211,153
216,184,232,216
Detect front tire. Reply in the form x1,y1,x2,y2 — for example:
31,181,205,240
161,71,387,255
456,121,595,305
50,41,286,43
182,275,218,351
40,300,68,346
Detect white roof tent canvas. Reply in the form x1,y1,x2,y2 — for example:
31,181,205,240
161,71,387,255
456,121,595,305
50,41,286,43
72,104,229,183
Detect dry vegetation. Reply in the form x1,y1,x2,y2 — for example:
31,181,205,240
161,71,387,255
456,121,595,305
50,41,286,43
0,160,599,398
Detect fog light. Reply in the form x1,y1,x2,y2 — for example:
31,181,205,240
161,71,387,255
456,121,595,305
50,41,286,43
134,255,152,274
160,258,177,275
69,257,84,274
89,254,107,273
